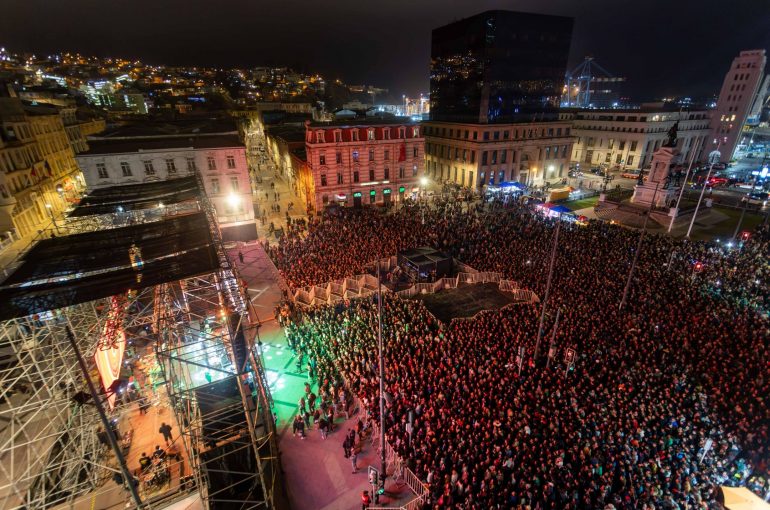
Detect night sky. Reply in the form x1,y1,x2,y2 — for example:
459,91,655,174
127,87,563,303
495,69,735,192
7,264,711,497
2,0,769,101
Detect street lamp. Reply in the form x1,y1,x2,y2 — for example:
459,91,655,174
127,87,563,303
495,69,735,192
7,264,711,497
45,203,61,234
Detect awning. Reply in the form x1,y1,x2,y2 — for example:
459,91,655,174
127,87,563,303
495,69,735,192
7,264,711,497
721,487,770,510
550,205,571,214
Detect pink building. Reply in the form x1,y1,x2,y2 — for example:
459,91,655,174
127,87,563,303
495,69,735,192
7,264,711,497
706,49,766,162
304,118,425,210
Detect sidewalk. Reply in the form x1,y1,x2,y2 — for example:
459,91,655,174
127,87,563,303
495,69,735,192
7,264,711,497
250,155,309,240
229,243,416,510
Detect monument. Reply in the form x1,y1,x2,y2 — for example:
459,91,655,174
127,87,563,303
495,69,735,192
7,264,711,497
631,122,680,208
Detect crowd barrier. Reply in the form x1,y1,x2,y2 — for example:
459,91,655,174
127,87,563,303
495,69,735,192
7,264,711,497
290,256,539,310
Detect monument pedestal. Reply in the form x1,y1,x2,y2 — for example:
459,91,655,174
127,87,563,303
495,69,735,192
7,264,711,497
631,146,680,209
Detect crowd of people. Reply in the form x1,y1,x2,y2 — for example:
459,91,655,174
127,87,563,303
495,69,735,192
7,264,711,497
273,198,769,509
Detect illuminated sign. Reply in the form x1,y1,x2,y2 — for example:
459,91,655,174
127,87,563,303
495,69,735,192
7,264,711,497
399,186,405,193
353,192,362,198
383,188,391,194
370,190,376,196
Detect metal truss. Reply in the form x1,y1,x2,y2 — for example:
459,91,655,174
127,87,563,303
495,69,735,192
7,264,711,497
155,272,279,510
0,285,156,509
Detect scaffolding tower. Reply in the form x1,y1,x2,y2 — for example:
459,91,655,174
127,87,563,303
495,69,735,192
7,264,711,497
0,174,282,509
562,56,626,108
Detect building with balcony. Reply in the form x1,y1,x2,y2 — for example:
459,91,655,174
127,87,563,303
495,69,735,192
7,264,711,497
77,132,257,241
423,117,574,188
0,98,87,240
304,118,424,210
567,108,711,171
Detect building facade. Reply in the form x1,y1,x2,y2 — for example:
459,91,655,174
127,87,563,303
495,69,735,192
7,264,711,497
0,98,94,240
423,118,574,189
568,108,710,171
304,119,424,210
77,134,257,240
706,49,767,161
430,10,574,123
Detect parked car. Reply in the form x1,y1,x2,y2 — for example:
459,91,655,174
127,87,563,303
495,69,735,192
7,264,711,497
590,167,603,175
621,170,641,179
706,177,728,187
742,192,769,207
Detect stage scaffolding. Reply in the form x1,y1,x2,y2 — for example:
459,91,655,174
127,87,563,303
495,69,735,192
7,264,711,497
0,286,157,509
0,172,283,509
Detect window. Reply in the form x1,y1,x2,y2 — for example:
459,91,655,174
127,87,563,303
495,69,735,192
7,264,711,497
399,167,405,178
211,178,220,194
351,130,359,141
619,141,625,151
226,155,236,169
336,152,342,164
368,129,375,140
399,127,406,138
493,131,500,140
337,173,343,184
96,163,109,178
207,156,216,170
482,152,488,166
369,168,375,181
413,127,419,137
167,159,177,173
320,153,326,165
616,154,622,164
120,162,132,177
230,176,239,191
352,151,359,163
413,147,418,158
384,149,390,160
353,171,359,183
605,153,612,163
383,129,390,140
143,160,155,175
483,132,490,141
627,155,635,166
470,151,476,164
369,149,375,161
412,165,418,177
384,167,389,180
316,131,325,143
186,157,196,173
491,151,497,164
472,131,478,140
501,150,507,164
630,141,638,152
320,174,327,186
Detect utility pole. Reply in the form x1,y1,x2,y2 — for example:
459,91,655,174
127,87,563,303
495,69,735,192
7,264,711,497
534,214,561,360
620,183,660,310
686,140,721,238
545,308,561,369
376,259,386,501
732,172,761,240
668,137,702,233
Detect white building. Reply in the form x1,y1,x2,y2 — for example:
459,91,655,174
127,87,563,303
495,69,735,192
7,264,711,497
77,133,257,241
706,49,767,161
568,108,710,171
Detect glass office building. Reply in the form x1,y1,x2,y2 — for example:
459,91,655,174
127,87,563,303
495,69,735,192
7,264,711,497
430,10,574,123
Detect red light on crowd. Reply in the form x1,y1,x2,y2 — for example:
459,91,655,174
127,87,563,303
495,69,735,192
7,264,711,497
694,262,703,272
741,231,750,241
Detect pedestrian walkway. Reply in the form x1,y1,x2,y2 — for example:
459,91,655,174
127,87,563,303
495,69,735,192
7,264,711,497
230,242,416,510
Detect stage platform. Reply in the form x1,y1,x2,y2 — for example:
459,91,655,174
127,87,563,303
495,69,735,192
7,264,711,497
415,282,517,323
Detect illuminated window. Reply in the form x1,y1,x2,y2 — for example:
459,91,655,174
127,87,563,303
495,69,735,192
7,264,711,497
207,156,216,170
319,153,326,165
166,159,177,174
230,176,239,191
320,174,327,187
368,129,375,140
211,178,220,194
226,155,236,169
353,151,359,163
412,127,419,137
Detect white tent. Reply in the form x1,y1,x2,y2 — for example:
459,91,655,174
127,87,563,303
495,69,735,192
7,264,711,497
722,487,770,510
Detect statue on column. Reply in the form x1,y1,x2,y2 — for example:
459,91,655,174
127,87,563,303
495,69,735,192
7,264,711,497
663,121,679,148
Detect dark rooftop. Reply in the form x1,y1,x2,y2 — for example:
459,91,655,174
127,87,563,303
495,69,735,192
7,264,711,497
265,125,306,143
93,117,238,138
80,133,244,155
309,116,418,128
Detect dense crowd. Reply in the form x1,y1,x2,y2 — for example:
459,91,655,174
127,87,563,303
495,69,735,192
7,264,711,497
276,199,770,509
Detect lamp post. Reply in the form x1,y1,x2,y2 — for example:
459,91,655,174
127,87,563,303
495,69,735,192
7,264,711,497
534,212,561,360
45,203,61,234
686,140,721,238
420,176,428,225
619,182,660,310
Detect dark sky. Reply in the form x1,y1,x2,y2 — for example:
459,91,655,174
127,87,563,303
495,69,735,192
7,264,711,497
2,0,769,101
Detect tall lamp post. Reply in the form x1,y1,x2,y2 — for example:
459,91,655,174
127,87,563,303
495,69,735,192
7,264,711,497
420,176,428,225
619,182,660,310
686,140,722,238
534,212,561,360
45,203,61,234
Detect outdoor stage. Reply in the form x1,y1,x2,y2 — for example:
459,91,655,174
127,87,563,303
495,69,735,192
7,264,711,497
415,282,517,323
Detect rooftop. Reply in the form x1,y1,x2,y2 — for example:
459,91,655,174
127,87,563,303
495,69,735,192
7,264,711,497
309,116,418,128
79,133,244,155
92,117,238,138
